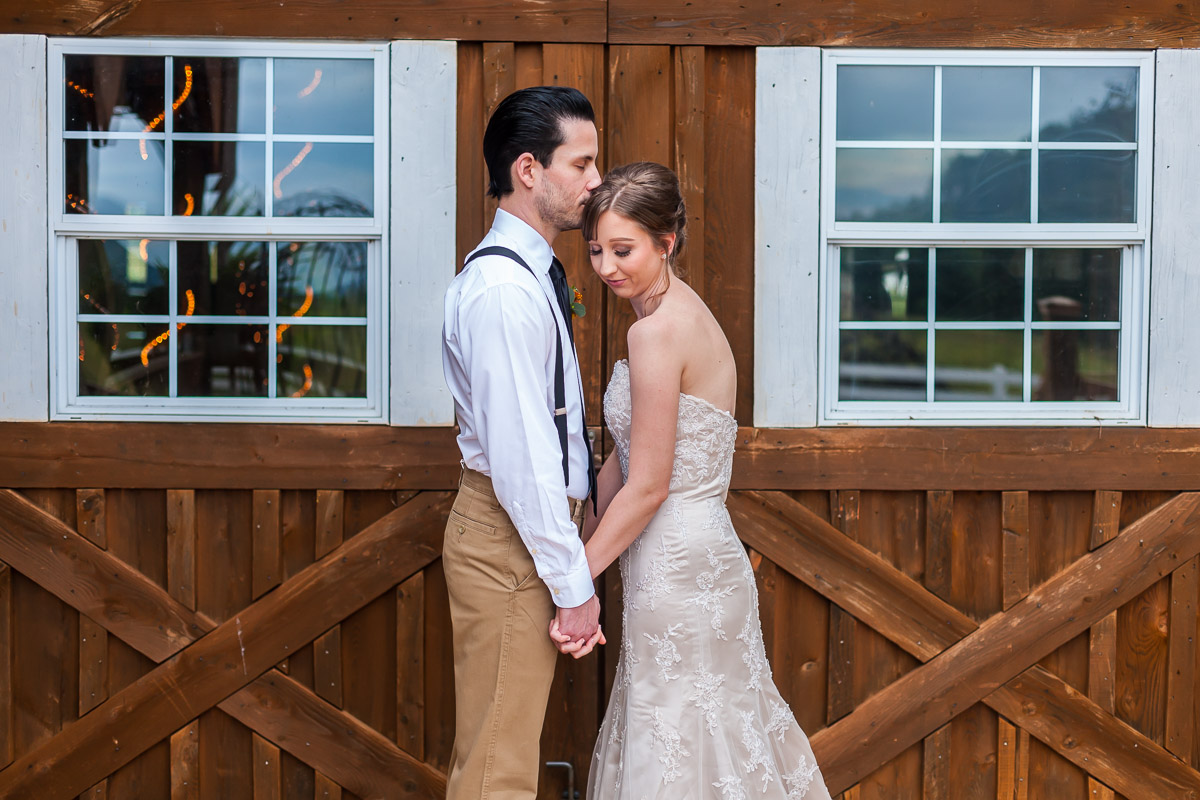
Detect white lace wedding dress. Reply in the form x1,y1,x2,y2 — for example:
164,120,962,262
588,359,831,800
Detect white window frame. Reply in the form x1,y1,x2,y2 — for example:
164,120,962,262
818,48,1155,426
47,37,391,422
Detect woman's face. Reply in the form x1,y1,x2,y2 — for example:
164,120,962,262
587,210,671,302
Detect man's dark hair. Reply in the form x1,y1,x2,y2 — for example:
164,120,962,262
483,86,595,199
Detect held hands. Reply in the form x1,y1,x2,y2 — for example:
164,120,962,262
548,594,605,659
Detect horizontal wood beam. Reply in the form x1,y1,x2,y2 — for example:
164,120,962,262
1,0,607,41
809,492,1200,793
220,670,446,799
0,489,214,662
0,492,450,799
0,423,462,490
728,490,976,660
987,666,1200,800
8,424,1200,491
607,0,1200,47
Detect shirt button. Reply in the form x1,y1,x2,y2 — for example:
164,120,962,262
531,548,539,555
553,588,560,596
457,525,465,534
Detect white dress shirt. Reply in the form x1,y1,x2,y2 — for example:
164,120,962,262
442,209,594,608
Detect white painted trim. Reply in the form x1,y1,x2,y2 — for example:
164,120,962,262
1148,49,1200,427
0,35,49,421
388,40,456,426
754,47,822,427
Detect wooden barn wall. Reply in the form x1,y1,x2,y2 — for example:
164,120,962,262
4,16,1200,800
4,0,1200,47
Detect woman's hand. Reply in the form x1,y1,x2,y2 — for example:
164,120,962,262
548,617,606,658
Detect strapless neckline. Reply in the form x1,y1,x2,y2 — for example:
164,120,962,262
613,358,735,423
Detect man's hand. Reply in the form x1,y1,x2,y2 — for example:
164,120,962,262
548,594,604,658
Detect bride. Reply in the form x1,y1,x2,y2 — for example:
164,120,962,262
551,162,832,799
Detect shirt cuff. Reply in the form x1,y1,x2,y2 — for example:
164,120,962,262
545,563,596,608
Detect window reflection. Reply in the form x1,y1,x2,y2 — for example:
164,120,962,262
277,325,367,398
840,248,928,322
839,330,927,401
65,55,164,133
78,239,169,316
1032,330,1118,401
79,322,170,396
65,139,165,215
178,325,269,397
174,57,266,134
934,330,1023,401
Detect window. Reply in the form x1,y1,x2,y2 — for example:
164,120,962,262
819,50,1153,424
49,39,389,421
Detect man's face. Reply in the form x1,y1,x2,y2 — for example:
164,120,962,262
534,118,601,233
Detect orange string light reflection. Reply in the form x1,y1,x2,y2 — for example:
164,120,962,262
291,364,313,398
272,143,313,199
140,289,195,366
139,65,193,160
298,69,323,98
276,285,314,342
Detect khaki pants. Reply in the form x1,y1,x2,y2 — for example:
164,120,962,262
442,468,562,800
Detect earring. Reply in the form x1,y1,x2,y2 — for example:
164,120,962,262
661,253,667,260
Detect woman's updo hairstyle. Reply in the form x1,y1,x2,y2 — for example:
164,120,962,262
582,161,688,274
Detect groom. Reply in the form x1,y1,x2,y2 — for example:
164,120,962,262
440,86,603,799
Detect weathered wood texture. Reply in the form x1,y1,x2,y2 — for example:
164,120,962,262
6,0,1200,46
12,424,1200,490
607,0,1200,46
0,0,607,41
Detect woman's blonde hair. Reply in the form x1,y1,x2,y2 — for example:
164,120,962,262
582,161,688,275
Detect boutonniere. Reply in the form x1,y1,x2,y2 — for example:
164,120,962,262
571,286,586,318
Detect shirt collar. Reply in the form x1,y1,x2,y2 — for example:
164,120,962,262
492,208,555,276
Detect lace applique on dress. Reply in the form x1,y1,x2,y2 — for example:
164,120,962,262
636,534,681,611
740,710,776,791
689,666,726,735
688,547,734,639
765,701,794,743
644,624,683,683
738,603,770,692
651,708,690,783
713,775,749,800
784,755,820,799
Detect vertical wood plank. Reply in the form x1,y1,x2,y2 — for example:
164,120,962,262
314,626,344,708
482,42,517,228
1088,611,1118,714
423,558,455,770
704,45,756,422
606,45,673,369
170,720,200,800
456,42,485,268
315,490,345,559
827,490,859,725
513,42,543,91
167,490,197,611
1089,779,1116,800
79,781,108,800
673,45,706,303
997,718,1030,800
0,562,11,769
76,489,107,549
1091,490,1123,550
925,491,954,602
1002,491,1030,610
396,573,425,760
922,723,950,800
1167,556,1198,760
543,43,607,413
1116,577,1171,743
252,490,281,599
78,615,109,716
252,733,281,800
315,772,342,799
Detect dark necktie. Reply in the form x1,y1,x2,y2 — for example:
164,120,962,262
549,256,597,511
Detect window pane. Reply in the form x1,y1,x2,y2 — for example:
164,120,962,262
836,65,933,141
174,57,266,134
935,249,1025,322
1032,330,1118,401
835,148,933,222
173,141,266,216
79,239,169,315
65,139,164,215
79,322,170,396
65,55,164,133
839,247,928,322
934,330,1023,401
178,241,269,317
839,330,927,401
274,58,373,136
178,324,269,396
1033,249,1120,322
277,242,368,318
272,142,373,218
1039,67,1138,143
277,325,367,398
941,149,1032,223
942,67,1032,142
1038,150,1135,223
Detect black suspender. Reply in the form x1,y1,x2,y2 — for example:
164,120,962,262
464,246,571,486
